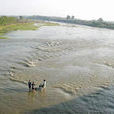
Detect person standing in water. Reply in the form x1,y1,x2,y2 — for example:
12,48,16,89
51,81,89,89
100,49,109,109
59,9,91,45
32,82,35,90
28,80,31,91
42,80,46,88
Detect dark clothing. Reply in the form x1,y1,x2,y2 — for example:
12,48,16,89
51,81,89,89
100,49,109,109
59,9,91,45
39,84,44,88
32,83,35,90
28,82,31,88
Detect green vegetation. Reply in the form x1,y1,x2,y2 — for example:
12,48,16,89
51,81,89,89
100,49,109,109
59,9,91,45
0,16,59,39
0,22,59,36
0,16,17,25
0,23,38,35
0,36,7,39
0,16,41,34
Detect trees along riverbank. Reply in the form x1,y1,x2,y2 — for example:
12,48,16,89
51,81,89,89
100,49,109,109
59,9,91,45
26,15,114,30
0,16,37,39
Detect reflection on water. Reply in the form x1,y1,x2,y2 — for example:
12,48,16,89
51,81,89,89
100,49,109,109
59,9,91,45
0,24,114,113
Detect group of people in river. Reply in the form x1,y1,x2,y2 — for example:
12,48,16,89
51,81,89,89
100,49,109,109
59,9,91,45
28,80,46,91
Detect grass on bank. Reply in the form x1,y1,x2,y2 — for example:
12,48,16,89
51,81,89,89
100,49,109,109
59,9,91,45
0,22,59,36
0,36,7,39
0,23,38,35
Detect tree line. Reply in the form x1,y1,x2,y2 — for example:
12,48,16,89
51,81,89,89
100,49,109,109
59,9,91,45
0,16,18,25
1,15,114,30
0,16,28,26
25,15,114,30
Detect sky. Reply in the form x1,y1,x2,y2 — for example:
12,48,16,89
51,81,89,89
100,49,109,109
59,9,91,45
0,0,114,21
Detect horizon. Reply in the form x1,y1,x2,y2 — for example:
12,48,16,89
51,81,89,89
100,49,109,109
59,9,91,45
0,15,113,22
0,0,114,21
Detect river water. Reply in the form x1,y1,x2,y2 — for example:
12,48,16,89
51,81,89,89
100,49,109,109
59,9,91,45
0,24,114,113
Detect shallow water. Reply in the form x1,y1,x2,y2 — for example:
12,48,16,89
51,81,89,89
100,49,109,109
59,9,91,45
0,24,114,113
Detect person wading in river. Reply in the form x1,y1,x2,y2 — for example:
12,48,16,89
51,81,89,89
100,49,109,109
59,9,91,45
39,80,46,89
32,81,35,90
28,80,31,91
42,80,46,88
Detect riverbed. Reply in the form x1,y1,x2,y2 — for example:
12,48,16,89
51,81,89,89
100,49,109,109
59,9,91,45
0,24,114,113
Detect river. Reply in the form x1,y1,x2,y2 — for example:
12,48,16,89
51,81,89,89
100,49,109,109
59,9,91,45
0,24,114,113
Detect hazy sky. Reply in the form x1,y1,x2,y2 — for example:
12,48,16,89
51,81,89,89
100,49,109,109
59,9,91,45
0,0,114,21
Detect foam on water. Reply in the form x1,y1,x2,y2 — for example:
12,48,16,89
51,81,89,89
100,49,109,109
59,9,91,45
8,37,114,97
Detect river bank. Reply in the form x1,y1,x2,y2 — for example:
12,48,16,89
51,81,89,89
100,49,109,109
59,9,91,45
0,21,59,39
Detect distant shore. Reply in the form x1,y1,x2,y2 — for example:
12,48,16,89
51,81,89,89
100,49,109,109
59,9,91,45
25,15,114,30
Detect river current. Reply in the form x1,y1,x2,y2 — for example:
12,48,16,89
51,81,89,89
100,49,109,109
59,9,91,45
0,24,114,113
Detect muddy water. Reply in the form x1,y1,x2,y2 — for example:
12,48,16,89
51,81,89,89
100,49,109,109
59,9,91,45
0,24,114,113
